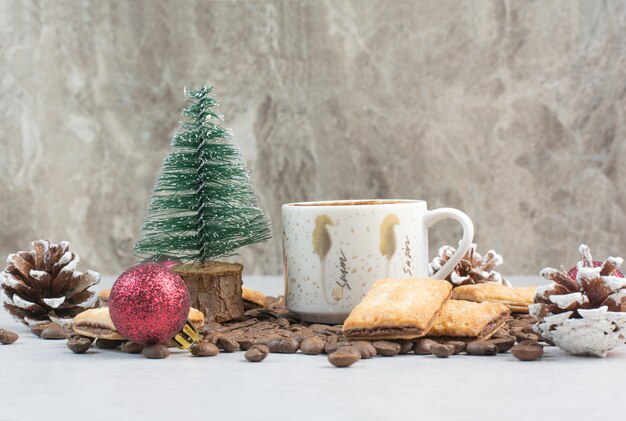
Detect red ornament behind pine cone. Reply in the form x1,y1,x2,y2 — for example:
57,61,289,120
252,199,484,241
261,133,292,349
109,263,190,344
567,247,624,280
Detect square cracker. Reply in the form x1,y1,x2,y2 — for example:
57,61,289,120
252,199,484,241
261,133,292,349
451,283,536,313
427,299,510,339
343,278,452,340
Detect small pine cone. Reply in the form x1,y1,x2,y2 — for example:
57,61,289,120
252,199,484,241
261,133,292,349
531,244,626,320
429,243,511,287
1,240,100,328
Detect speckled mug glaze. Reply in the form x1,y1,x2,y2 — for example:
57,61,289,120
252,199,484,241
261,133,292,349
282,200,474,323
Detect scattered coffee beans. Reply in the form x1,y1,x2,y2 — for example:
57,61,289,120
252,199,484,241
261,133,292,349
466,341,498,356
67,336,92,353
431,343,455,358
511,343,544,361
40,324,67,340
0,329,18,345
245,344,269,362
63,293,547,366
300,336,326,355
142,344,170,359
328,346,361,367
372,341,401,357
191,341,219,357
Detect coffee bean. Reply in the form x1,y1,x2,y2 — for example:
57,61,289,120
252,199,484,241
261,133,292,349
235,336,255,350
328,346,361,367
491,328,512,338
275,318,290,329
191,341,219,357
40,324,67,340
164,339,178,348
372,341,401,357
522,324,537,334
325,341,352,354
489,337,516,353
205,333,222,345
517,339,540,347
69,333,94,343
95,338,123,349
414,338,438,355
300,336,326,355
324,334,339,344
446,341,466,354
511,344,544,361
245,344,269,362
67,336,92,353
352,341,377,359
0,329,19,345
509,326,524,334
255,335,299,353
431,343,455,358
291,329,315,344
30,322,55,337
514,332,540,343
222,319,259,332
248,321,277,333
327,325,344,335
202,322,224,334
142,344,170,359
396,340,414,354
466,340,498,356
244,309,262,318
310,324,336,336
277,329,293,338
121,341,144,354
218,336,241,352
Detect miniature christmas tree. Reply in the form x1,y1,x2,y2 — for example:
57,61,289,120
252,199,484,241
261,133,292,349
134,84,271,322
134,84,270,262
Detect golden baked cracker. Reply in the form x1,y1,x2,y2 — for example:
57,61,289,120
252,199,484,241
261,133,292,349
98,289,110,305
188,307,204,328
451,284,536,313
427,299,510,339
242,287,266,308
343,278,452,340
73,307,125,340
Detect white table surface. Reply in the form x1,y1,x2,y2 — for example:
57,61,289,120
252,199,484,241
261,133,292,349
1,275,625,421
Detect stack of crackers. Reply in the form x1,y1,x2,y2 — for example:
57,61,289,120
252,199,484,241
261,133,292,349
344,279,536,341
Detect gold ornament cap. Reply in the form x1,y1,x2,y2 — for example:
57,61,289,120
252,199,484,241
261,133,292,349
172,319,200,350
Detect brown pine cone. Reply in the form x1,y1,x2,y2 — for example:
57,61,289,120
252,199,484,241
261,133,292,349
1,240,100,328
429,243,511,287
531,244,625,320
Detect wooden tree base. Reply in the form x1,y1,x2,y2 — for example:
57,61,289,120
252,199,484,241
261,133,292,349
174,261,244,323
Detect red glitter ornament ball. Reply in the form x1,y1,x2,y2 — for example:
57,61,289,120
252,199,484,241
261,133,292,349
109,263,190,344
568,261,624,280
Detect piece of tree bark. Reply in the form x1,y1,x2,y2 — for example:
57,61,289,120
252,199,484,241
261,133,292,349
174,262,244,323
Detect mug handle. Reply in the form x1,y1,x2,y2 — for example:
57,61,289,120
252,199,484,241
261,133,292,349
424,208,474,280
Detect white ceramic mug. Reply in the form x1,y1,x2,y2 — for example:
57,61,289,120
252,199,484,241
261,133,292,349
281,199,474,323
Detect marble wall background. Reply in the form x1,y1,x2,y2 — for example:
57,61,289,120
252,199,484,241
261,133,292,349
1,0,625,276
